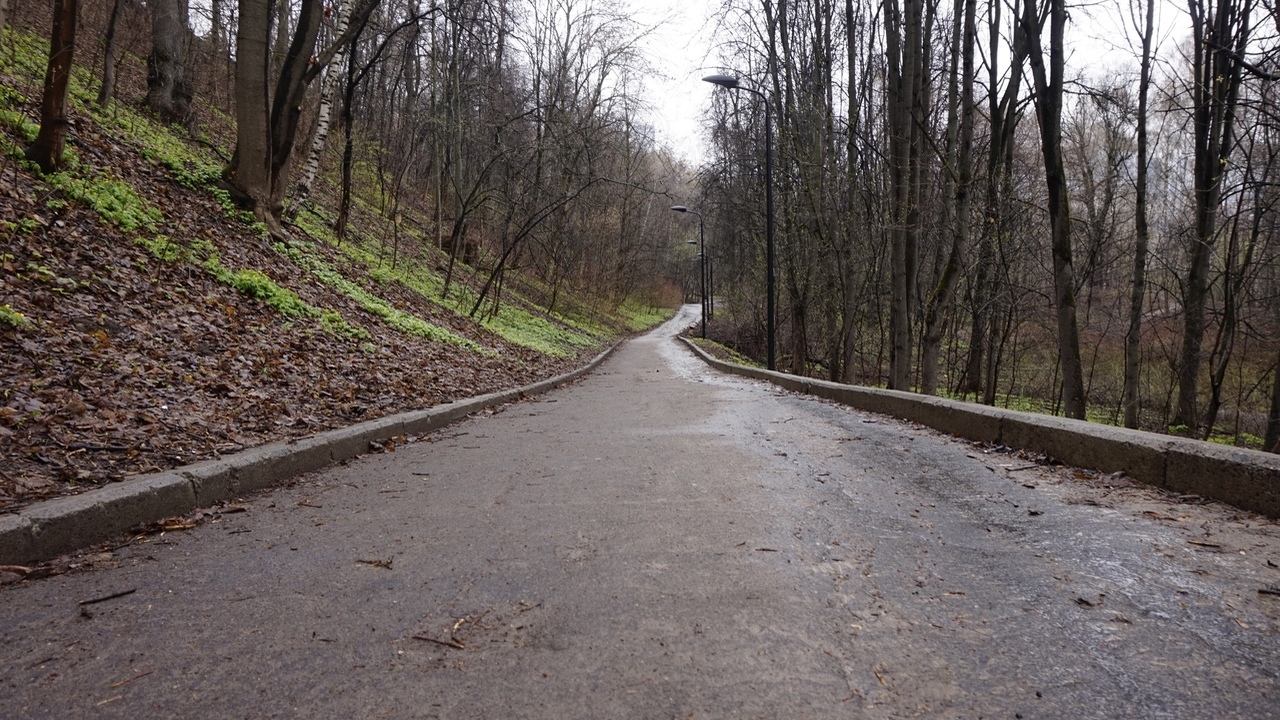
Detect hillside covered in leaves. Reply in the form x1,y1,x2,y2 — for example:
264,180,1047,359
0,21,675,513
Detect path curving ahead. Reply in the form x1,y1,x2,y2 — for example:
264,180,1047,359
2,306,1278,718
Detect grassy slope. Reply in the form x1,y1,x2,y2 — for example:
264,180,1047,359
0,25,671,511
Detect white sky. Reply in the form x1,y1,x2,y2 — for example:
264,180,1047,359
630,0,722,164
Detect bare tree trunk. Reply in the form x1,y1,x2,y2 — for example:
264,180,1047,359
922,0,974,395
287,1,354,219
230,0,273,217
1024,0,1086,419
211,0,224,51
27,0,78,174
1267,338,1280,453
147,0,193,127
884,0,925,390
231,0,378,229
97,0,127,108
0,0,10,33
962,0,1023,400
1124,0,1155,428
1176,0,1251,431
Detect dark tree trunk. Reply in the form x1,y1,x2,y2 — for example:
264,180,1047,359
27,0,78,174
96,0,127,108
1124,0,1156,429
147,0,193,126
1176,0,1251,431
1024,0,1086,419
1267,343,1280,453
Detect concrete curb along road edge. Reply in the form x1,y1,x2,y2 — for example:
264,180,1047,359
0,343,622,566
679,337,1280,519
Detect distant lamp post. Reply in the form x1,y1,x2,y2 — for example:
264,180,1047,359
670,205,706,338
703,73,774,370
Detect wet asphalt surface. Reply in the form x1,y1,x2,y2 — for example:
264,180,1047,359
2,306,1279,718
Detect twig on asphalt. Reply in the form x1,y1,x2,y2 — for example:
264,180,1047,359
78,588,136,606
413,635,464,649
109,669,154,688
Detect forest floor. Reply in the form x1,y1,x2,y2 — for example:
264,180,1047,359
0,25,664,514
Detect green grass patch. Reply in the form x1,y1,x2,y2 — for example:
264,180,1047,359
273,237,485,353
689,337,761,368
131,233,369,342
44,172,161,232
616,301,673,332
292,212,595,357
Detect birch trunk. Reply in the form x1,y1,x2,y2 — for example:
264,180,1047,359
287,1,354,219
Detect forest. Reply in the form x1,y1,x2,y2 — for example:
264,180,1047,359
698,0,1280,452
10,0,1280,453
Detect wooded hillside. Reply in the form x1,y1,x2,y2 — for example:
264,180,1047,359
0,0,683,511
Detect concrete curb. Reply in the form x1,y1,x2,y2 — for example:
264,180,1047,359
0,343,621,565
679,337,1280,518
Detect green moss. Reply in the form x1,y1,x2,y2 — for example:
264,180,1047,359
321,309,371,341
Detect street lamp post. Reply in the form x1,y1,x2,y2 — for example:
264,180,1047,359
670,205,706,338
703,73,774,371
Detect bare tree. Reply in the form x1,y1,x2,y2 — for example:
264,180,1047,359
1124,0,1157,428
1175,0,1253,431
27,0,79,174
228,0,378,231
1022,0,1086,418
148,0,194,126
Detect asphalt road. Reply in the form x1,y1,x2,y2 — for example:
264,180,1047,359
2,306,1279,718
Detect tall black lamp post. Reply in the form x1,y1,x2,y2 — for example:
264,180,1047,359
703,73,774,371
670,205,706,338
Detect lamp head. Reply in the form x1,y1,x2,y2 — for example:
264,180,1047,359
703,74,740,89
686,239,698,245
670,205,688,212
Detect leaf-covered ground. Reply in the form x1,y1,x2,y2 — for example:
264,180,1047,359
0,25,655,514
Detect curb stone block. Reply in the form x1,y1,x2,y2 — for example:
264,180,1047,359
234,436,336,494
23,473,196,561
183,457,243,506
0,514,34,566
1000,413,1168,484
911,396,1003,443
325,415,407,462
1165,440,1280,517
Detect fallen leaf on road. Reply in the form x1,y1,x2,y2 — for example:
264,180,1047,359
357,558,393,569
